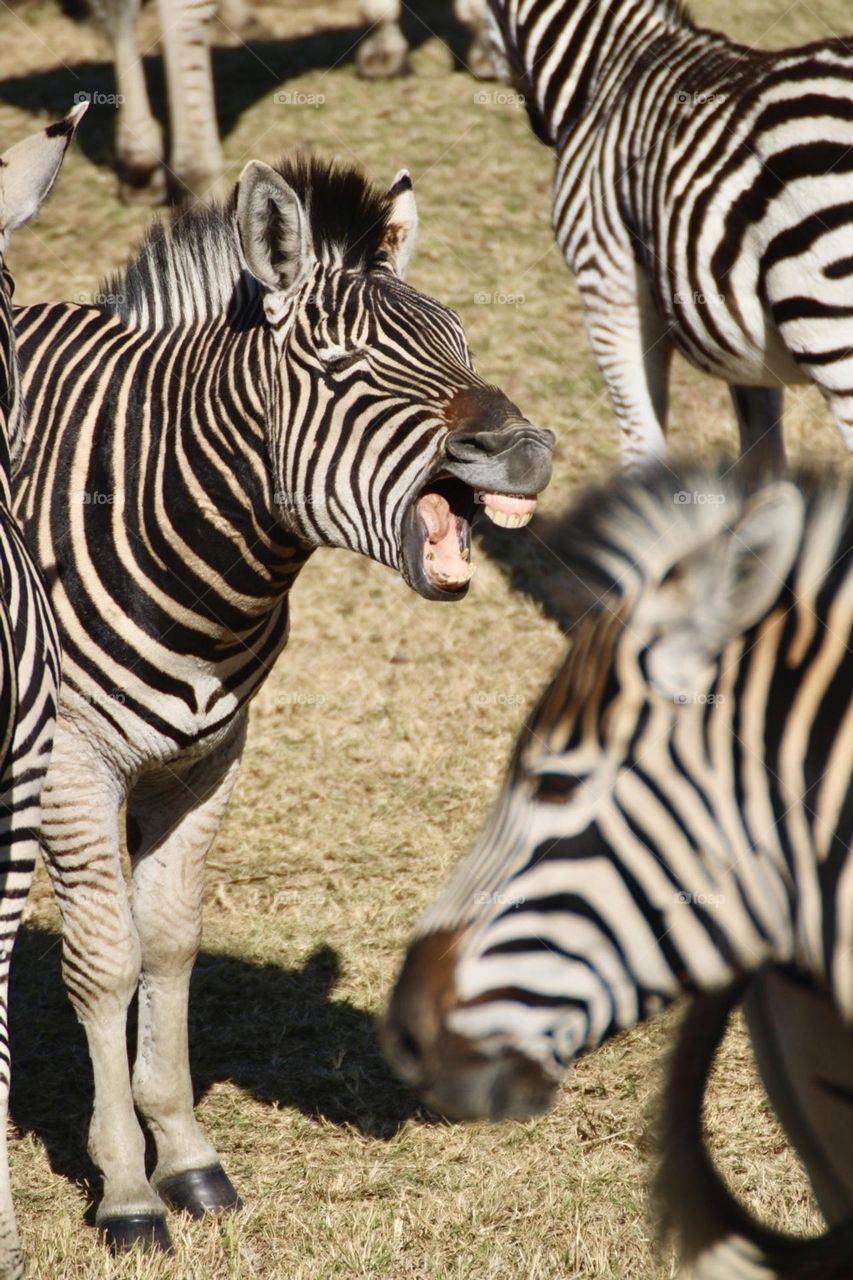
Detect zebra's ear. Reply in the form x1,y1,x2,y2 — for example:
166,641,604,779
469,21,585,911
236,160,314,297
380,170,418,279
0,102,86,251
645,482,805,699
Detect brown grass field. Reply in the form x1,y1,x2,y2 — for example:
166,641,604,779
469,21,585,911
1,0,850,1275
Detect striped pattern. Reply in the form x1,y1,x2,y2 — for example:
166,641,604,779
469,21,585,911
12,153,551,1243
385,465,853,1278
489,0,853,463
0,111,81,1280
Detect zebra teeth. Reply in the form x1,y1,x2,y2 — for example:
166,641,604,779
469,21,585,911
477,493,537,528
484,506,533,529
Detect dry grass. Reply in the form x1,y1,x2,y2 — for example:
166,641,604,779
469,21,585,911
0,0,847,1275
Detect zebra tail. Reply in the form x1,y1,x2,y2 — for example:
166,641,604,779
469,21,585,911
654,977,853,1280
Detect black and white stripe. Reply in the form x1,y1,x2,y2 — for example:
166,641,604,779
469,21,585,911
384,464,853,1278
487,0,853,463
13,152,552,1249
0,107,83,1280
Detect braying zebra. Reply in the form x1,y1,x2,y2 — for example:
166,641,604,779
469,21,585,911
358,0,495,79
485,0,853,465
13,152,554,1252
0,105,84,1280
383,464,853,1277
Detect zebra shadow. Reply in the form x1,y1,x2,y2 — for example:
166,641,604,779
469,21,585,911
9,924,423,1214
0,3,476,179
473,509,582,633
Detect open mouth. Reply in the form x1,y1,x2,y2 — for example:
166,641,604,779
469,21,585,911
402,477,539,601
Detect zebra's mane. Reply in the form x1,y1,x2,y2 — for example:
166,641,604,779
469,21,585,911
99,154,397,330
544,464,852,623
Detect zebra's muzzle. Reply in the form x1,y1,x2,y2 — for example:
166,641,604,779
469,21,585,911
402,476,477,600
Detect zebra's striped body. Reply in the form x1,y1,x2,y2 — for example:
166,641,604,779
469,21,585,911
13,153,552,1249
384,465,853,1277
488,0,853,463
0,108,83,1280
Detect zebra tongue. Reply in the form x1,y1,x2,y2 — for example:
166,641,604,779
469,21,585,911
417,491,473,590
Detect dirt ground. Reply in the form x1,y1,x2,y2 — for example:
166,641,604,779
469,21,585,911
0,0,847,1275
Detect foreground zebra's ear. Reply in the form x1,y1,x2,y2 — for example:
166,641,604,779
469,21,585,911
236,161,313,296
0,101,87,249
380,170,418,279
647,482,805,699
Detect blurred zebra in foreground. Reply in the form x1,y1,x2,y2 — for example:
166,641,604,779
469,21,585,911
13,152,553,1253
0,105,83,1280
384,465,853,1278
84,0,494,202
486,0,853,465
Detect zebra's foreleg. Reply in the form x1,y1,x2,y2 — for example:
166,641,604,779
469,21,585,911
38,724,170,1250
454,0,496,79
729,385,786,472
156,0,224,203
90,0,167,204
581,279,672,466
129,719,246,1218
357,0,410,79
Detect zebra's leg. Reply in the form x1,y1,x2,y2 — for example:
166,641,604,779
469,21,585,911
357,0,410,79
454,0,496,79
744,968,853,1225
156,0,225,203
0,833,42,1280
729,384,786,471
89,0,167,204
581,282,672,466
38,724,169,1250
129,718,247,1217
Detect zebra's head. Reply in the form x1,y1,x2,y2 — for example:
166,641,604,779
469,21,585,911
382,466,812,1121
0,104,85,470
234,156,554,600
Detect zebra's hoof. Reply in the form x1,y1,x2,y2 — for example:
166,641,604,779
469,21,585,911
157,1165,243,1218
101,1214,173,1254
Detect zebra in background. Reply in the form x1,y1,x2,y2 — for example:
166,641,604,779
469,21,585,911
13,152,553,1253
358,0,496,79
383,464,853,1277
0,105,84,1280
485,0,853,465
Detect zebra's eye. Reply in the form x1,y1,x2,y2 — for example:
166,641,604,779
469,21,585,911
532,773,580,804
320,348,369,374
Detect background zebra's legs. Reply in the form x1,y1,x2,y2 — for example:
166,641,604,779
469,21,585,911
744,969,853,1225
156,0,225,203
129,718,247,1219
581,283,672,466
729,385,786,471
38,725,168,1247
358,1,411,79
89,0,167,204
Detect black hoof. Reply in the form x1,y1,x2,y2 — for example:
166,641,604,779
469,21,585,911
101,1214,172,1254
157,1165,243,1219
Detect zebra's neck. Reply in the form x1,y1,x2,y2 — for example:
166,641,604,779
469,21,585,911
500,0,696,143
16,302,310,640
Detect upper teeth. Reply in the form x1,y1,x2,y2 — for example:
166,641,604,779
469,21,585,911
484,506,533,529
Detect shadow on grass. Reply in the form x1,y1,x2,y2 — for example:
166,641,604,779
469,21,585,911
0,4,476,181
9,925,425,1209
473,509,579,633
